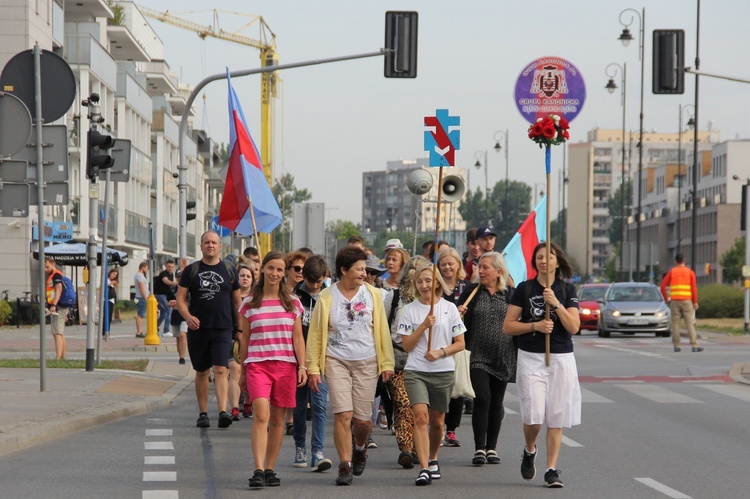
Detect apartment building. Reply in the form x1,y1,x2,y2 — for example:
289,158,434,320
0,1,209,299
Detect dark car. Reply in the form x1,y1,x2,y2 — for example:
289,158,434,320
598,283,671,338
577,284,609,333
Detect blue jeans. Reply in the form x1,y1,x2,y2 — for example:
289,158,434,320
293,380,328,454
155,294,171,333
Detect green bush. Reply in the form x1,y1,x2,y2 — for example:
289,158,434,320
696,284,744,318
116,299,136,311
0,300,12,326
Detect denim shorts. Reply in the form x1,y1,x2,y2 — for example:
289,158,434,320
136,297,147,318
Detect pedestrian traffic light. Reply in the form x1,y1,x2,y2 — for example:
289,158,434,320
652,29,685,94
86,129,115,180
384,11,418,78
186,201,196,221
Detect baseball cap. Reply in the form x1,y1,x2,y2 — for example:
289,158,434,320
384,238,404,251
364,254,386,275
476,226,497,238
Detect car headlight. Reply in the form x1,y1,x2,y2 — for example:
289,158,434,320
655,308,669,318
608,310,621,318
580,308,592,315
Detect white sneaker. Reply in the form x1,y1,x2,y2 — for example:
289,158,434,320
163,332,173,337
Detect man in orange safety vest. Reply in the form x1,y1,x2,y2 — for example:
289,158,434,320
660,253,702,352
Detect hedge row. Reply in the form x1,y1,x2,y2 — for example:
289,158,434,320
696,284,745,318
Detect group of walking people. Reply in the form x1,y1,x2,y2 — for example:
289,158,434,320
176,229,582,490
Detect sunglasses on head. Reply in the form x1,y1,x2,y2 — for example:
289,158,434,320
291,265,304,273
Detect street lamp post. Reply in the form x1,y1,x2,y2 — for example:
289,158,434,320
493,130,509,239
605,62,627,275
618,7,645,281
677,104,695,255
690,0,702,274
475,150,489,226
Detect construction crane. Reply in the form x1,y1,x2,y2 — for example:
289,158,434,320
138,6,279,251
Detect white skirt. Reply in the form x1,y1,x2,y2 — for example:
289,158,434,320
516,349,582,428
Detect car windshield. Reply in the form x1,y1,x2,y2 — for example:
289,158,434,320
579,287,606,301
607,287,662,302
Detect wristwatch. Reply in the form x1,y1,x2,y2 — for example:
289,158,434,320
554,302,562,310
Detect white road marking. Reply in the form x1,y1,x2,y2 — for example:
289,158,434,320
594,344,673,360
142,492,178,499
615,384,703,403
698,384,750,402
143,472,177,481
561,435,584,448
145,442,174,450
146,429,173,437
146,418,171,424
580,386,615,403
145,456,175,465
635,477,692,498
504,407,518,415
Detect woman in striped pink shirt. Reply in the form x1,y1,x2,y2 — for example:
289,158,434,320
238,250,308,489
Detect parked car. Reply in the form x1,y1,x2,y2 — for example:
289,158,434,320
577,284,609,333
598,282,671,338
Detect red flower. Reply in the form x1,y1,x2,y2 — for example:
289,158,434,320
563,130,570,139
531,123,543,136
542,124,556,139
559,116,570,129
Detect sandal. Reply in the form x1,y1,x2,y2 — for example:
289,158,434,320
486,449,501,464
472,449,487,466
415,468,432,486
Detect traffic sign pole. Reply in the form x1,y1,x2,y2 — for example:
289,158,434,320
33,43,47,392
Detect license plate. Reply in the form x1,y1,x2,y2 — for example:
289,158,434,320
627,318,648,325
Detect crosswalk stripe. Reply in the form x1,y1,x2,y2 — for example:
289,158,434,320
615,384,703,403
142,492,178,499
146,429,173,437
580,386,614,403
145,456,175,465
635,478,692,498
145,442,174,450
146,418,171,425
698,384,750,402
143,472,177,481
561,435,584,448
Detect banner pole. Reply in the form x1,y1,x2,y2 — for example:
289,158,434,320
428,166,445,351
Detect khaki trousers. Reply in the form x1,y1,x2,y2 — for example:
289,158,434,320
670,300,698,348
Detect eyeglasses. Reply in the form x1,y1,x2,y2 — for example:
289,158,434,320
366,270,380,276
291,265,304,273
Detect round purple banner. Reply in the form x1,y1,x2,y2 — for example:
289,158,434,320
514,56,586,125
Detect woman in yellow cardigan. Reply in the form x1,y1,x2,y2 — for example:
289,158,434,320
307,245,394,486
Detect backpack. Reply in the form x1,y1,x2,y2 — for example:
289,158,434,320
57,273,77,308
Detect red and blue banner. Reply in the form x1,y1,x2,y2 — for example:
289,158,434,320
219,69,282,236
514,56,586,125
502,195,547,284
424,109,460,167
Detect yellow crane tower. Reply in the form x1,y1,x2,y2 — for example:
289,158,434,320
138,6,278,252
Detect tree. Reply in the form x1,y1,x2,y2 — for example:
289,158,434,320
372,230,418,256
216,142,230,164
326,220,360,240
720,237,746,283
272,173,312,253
458,180,531,249
550,208,567,251
457,188,487,230
608,179,632,249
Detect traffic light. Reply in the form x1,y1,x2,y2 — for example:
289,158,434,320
186,200,196,221
86,129,115,180
652,29,685,94
384,11,418,78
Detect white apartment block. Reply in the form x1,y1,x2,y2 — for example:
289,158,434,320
0,1,210,300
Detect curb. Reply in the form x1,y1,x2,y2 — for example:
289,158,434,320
729,362,750,386
0,372,194,458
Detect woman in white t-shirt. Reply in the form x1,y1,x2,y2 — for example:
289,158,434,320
398,262,466,486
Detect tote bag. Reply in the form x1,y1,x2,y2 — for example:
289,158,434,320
451,348,475,398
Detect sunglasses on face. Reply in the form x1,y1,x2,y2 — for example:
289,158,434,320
366,270,380,276
291,265,304,273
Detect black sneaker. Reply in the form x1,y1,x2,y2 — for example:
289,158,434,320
398,450,414,469
335,462,353,486
248,469,264,489
544,469,564,488
179,358,186,364
264,469,280,487
692,347,704,352
352,448,367,476
415,468,432,486
196,413,209,428
428,460,441,479
486,449,501,464
521,447,537,480
472,449,487,466
218,411,232,429
285,422,294,435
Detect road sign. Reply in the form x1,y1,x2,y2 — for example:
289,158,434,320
514,56,586,124
29,182,69,206
0,182,29,217
12,125,68,180
0,160,29,183
0,91,32,157
423,109,460,166
109,139,132,182
0,49,76,123
209,216,233,238
743,265,750,278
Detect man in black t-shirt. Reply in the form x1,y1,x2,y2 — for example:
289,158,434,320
154,260,178,337
176,231,241,429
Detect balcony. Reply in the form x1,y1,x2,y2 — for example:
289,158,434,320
136,60,179,97
63,32,118,89
163,225,178,254
125,210,150,246
64,0,112,20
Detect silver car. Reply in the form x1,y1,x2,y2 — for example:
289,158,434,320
598,283,671,338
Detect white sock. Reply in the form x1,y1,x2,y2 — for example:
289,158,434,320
355,443,366,451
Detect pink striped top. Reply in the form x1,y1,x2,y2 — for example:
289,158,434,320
240,297,303,364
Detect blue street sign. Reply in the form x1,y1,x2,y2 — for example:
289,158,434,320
210,216,233,238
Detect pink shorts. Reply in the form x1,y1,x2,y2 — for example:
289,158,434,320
245,360,297,408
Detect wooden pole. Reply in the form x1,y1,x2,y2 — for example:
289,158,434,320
248,196,262,260
544,146,552,366
428,166,445,351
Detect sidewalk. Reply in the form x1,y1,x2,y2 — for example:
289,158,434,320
0,319,194,457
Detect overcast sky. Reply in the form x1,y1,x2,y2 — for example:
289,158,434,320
137,0,750,224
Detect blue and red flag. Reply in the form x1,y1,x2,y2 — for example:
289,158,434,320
219,69,282,236
502,195,547,285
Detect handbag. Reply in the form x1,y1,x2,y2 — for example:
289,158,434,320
451,349,475,398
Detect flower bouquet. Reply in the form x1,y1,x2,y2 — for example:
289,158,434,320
527,114,570,149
